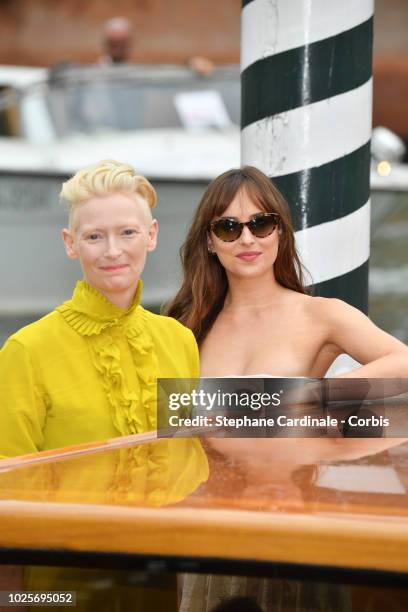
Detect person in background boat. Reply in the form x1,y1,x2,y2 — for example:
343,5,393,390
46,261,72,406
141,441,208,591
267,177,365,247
0,159,199,459
167,165,408,382
98,16,214,75
98,17,134,65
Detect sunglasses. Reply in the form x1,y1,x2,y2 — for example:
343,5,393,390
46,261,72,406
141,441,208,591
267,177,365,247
209,213,280,242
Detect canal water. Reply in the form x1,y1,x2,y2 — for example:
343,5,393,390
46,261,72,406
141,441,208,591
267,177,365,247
370,190,408,344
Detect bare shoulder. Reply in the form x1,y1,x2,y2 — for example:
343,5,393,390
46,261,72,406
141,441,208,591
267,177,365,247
284,292,345,320
297,296,373,349
304,295,364,323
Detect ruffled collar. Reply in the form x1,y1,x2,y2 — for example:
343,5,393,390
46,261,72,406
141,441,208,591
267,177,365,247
56,279,143,336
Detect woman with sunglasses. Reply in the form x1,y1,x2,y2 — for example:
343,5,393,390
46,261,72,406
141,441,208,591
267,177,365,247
168,167,408,611
167,165,408,380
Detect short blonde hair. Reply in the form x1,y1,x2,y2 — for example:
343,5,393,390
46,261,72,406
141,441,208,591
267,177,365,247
60,159,157,229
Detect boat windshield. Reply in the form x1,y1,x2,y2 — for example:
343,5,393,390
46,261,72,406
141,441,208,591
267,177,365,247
0,65,240,140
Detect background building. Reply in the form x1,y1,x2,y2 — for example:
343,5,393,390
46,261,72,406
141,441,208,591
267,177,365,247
0,0,407,144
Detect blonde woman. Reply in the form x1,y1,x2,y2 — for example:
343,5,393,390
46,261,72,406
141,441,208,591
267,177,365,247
0,159,199,458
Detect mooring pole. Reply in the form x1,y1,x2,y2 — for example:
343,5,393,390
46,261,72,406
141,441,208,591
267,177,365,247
241,0,373,313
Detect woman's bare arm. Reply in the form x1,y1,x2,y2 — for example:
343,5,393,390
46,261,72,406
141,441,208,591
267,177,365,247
322,298,408,378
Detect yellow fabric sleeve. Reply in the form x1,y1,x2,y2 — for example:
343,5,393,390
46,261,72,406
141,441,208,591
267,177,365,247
0,338,46,458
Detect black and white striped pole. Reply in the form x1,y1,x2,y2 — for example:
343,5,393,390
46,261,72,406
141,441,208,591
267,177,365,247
241,0,373,313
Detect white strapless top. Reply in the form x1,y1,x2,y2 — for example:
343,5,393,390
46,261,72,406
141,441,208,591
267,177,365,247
207,375,308,378
204,354,361,379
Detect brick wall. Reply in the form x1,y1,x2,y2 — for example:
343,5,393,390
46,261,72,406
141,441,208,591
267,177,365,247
0,0,407,135
373,0,408,135
0,0,240,66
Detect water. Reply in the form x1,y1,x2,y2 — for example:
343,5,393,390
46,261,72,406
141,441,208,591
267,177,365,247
370,190,408,343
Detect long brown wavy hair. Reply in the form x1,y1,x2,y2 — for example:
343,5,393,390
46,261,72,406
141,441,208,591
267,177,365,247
166,166,307,344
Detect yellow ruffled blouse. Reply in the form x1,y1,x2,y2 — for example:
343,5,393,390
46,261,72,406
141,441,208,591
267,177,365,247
0,280,199,458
